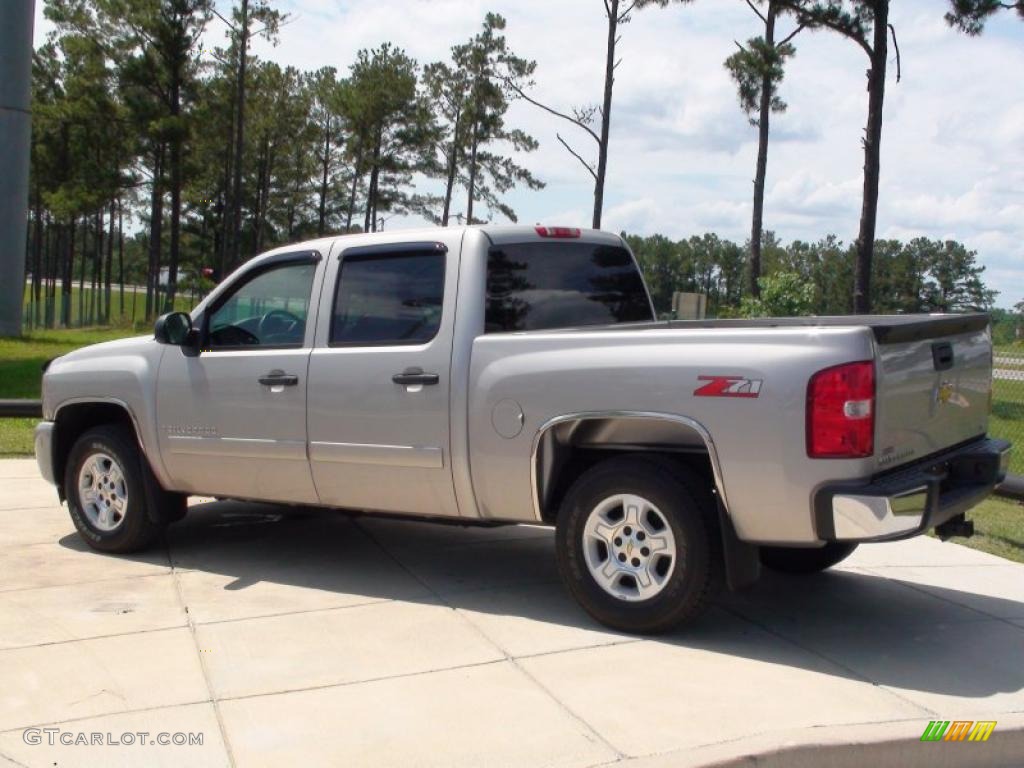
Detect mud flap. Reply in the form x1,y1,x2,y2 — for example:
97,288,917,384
717,498,760,591
140,453,187,525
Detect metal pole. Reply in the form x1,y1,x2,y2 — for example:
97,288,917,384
0,1,34,337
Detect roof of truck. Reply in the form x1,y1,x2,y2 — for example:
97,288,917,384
254,225,623,263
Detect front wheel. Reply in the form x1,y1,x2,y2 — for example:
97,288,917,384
759,542,858,574
556,456,720,634
65,425,164,553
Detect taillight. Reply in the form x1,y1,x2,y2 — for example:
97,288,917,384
807,361,875,458
534,226,581,238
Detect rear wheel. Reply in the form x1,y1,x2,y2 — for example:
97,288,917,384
65,425,164,553
556,456,719,634
759,542,858,574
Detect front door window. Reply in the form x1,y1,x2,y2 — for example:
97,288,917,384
207,262,316,348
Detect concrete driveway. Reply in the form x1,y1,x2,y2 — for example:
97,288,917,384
1,457,1023,768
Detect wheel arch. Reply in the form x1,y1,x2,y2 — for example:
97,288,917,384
530,411,731,525
52,398,147,500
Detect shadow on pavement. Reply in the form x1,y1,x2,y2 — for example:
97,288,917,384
58,498,1024,701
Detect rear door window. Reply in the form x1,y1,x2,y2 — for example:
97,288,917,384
485,242,653,333
331,247,446,345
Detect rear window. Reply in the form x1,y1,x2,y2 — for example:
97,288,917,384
485,242,652,333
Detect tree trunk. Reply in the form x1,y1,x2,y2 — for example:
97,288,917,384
363,130,382,232
61,218,73,328
78,217,87,327
346,167,360,232
92,209,103,325
117,198,125,318
31,191,43,328
147,144,165,321
253,140,266,250
45,212,54,328
256,137,273,253
230,0,249,271
318,117,330,236
593,0,619,229
854,0,889,314
466,123,480,225
441,110,461,227
749,2,777,299
370,176,379,231
105,200,114,323
363,173,374,233
167,67,183,313
218,132,233,279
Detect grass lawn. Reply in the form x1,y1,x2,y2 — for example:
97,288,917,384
990,379,1023,475
22,285,196,329
951,495,1024,564
0,326,142,455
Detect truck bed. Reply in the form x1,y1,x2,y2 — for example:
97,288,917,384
581,313,991,345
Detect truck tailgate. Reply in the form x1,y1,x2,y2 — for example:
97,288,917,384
874,316,991,471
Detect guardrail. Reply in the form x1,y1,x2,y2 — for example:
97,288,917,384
0,399,42,418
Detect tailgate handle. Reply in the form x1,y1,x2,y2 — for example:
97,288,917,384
932,342,954,371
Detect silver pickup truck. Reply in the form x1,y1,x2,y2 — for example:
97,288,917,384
35,225,1011,632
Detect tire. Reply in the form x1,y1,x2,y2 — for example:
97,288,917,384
759,542,858,574
555,455,720,634
64,424,164,553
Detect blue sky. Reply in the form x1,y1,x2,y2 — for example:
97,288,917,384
35,1,1024,307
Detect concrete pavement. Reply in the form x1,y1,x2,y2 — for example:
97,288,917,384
1,457,1023,767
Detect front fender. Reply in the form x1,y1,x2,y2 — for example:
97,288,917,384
44,337,171,488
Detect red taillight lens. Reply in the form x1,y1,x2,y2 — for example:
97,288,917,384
807,361,875,458
534,226,581,238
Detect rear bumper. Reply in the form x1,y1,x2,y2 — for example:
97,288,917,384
814,437,1011,543
34,421,57,486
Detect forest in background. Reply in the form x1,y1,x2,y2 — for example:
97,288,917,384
22,0,1022,332
27,2,544,328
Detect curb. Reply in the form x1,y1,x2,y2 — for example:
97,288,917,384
612,714,1024,768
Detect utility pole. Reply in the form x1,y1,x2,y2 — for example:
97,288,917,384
0,0,34,336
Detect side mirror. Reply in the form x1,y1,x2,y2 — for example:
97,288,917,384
154,312,194,346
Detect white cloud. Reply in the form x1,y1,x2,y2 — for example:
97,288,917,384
33,0,1024,306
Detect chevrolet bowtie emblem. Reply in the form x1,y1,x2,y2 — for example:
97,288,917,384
937,382,954,404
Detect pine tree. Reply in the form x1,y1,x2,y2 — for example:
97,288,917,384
346,44,436,232
947,0,1024,34
724,1,802,297
774,1,901,314
456,14,543,224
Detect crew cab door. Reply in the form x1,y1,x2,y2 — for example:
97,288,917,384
155,250,324,504
306,236,461,517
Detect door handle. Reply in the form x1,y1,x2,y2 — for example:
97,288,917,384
258,370,299,387
392,367,439,386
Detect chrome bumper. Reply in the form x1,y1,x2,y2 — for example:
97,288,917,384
815,438,1011,543
34,421,57,486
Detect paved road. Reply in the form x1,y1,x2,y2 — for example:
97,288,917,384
1,459,1022,767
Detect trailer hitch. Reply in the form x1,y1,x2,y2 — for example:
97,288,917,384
935,514,975,541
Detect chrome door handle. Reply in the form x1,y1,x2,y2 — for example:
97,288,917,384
392,368,439,386
258,370,299,387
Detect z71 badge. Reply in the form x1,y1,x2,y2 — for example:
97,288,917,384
694,375,763,398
